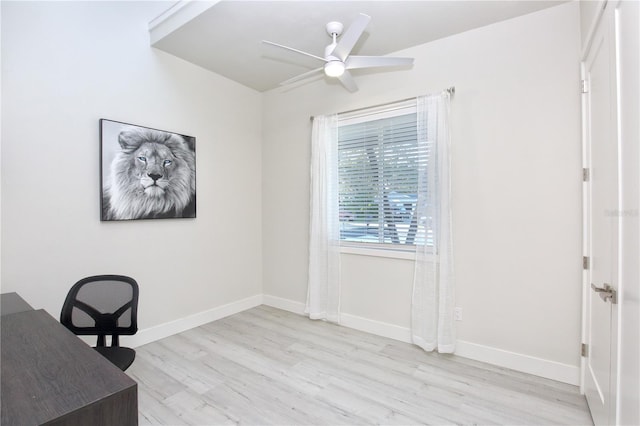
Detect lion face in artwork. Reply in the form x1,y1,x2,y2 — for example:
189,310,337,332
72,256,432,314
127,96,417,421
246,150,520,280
134,143,174,196
103,128,196,220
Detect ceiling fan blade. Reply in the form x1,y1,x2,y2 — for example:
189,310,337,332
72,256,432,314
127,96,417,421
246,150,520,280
279,67,324,86
337,70,358,93
330,13,371,61
346,56,414,70
262,40,327,63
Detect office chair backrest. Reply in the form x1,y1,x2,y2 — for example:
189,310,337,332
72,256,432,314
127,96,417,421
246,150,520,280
60,275,139,347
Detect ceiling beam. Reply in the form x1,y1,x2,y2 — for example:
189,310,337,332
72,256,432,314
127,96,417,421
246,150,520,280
149,0,221,46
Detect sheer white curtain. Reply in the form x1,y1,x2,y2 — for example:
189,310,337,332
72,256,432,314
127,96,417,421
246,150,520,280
411,92,455,353
306,114,341,322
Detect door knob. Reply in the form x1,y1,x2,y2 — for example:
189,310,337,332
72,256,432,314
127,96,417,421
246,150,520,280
591,283,618,304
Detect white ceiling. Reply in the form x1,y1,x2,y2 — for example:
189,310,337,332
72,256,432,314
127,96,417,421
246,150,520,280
150,1,566,92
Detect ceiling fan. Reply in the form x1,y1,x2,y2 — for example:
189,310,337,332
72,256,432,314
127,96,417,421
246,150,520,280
263,13,414,92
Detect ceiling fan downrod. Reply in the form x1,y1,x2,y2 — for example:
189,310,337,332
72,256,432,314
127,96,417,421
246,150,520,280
324,22,345,77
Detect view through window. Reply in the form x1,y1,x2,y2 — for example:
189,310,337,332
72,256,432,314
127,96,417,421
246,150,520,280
338,103,429,248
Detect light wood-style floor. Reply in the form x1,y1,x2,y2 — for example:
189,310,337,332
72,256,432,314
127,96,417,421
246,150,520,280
127,305,593,425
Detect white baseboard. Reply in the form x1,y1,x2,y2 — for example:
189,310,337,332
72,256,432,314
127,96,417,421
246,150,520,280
262,294,579,385
123,294,263,348
340,313,413,343
262,294,306,315
454,340,580,386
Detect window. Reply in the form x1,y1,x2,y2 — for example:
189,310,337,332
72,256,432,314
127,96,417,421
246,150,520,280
338,101,428,248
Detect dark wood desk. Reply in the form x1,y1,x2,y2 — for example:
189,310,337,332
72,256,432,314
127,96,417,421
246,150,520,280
1,294,138,425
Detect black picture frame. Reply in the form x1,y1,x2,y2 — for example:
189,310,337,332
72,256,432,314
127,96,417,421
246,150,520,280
100,119,196,221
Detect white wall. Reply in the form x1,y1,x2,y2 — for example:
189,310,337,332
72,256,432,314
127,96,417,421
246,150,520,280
262,2,582,378
580,0,606,50
0,2,263,335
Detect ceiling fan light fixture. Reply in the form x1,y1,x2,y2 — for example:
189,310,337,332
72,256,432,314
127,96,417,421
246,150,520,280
324,60,345,77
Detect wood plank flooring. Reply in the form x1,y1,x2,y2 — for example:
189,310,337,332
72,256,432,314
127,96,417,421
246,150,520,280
127,305,593,425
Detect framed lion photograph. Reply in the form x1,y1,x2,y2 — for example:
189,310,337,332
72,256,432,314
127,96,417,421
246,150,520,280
100,119,196,221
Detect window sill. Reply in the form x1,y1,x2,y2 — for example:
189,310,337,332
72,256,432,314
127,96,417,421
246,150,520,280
340,245,416,260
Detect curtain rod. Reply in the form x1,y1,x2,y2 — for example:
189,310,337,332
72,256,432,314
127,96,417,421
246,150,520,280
310,86,455,121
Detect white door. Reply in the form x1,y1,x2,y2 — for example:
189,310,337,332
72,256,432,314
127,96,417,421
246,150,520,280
582,4,619,425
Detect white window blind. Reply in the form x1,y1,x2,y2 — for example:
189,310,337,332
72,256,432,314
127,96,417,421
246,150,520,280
338,101,429,247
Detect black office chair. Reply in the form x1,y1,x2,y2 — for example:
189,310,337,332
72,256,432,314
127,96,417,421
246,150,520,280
60,275,139,371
